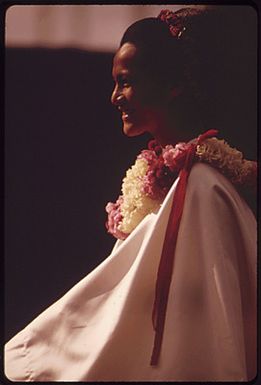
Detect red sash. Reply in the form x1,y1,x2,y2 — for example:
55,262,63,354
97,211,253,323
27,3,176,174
150,129,218,366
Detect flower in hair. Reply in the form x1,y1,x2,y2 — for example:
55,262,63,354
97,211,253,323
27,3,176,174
158,9,186,38
106,134,256,240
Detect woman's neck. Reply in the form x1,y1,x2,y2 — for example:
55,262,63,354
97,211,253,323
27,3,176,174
151,95,205,146
152,120,203,147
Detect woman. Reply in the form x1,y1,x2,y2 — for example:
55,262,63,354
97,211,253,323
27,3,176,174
5,6,257,381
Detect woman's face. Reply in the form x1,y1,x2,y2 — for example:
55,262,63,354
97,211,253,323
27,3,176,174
111,42,171,138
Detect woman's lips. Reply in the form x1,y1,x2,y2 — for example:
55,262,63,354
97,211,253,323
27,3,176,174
119,108,135,121
122,112,131,121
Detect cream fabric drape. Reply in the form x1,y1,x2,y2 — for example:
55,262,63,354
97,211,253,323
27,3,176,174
5,163,256,381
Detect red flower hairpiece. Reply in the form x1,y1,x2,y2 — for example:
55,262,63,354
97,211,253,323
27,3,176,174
158,9,186,38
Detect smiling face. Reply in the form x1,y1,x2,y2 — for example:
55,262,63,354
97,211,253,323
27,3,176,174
111,43,171,138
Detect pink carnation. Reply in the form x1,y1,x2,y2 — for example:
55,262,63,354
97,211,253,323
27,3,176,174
147,139,162,155
142,170,158,198
142,157,176,200
157,10,184,38
138,149,158,165
162,142,189,171
105,196,128,240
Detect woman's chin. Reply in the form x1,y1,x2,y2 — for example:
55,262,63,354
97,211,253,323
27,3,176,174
123,122,145,137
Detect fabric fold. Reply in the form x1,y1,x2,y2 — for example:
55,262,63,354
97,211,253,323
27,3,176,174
5,163,256,381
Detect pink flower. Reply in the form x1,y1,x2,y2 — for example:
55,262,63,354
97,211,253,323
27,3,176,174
138,149,158,165
105,196,128,240
157,9,184,38
148,139,162,155
162,142,189,171
142,170,158,198
158,10,177,24
141,156,177,200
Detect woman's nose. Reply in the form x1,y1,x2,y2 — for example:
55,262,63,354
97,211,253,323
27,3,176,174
111,86,123,106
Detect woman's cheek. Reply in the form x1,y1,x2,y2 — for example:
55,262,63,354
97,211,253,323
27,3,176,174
126,88,136,103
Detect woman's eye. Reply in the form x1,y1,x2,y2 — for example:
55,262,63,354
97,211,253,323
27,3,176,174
121,79,130,87
117,76,131,87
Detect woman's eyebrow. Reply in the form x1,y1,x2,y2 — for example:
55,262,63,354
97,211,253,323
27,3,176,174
112,71,131,82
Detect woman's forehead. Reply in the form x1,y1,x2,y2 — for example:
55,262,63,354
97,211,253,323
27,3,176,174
113,43,139,69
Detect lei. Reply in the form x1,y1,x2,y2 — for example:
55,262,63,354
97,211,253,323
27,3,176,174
106,132,256,240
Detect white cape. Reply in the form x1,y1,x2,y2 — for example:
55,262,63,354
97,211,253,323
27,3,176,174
5,163,257,381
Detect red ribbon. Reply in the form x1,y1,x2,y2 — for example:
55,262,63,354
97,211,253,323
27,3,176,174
150,129,218,366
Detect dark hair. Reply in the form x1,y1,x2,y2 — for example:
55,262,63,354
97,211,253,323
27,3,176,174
120,18,183,88
119,6,257,159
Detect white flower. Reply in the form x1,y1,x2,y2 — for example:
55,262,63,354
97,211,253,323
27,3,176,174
119,158,161,234
196,138,256,185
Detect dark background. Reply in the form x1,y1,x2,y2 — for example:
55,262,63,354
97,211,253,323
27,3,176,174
4,48,151,341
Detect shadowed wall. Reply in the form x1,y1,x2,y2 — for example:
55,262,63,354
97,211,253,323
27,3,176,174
5,47,150,341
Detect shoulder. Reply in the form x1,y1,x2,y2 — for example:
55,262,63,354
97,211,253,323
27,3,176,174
188,162,232,192
186,162,245,210
185,162,255,220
